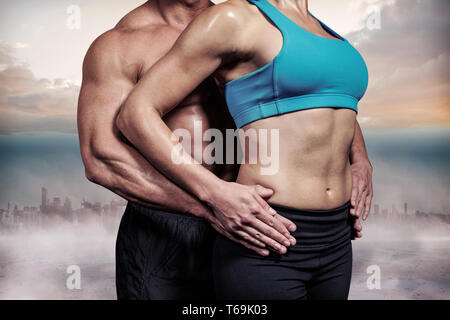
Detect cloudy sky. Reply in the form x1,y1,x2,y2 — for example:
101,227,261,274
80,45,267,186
0,0,450,134
0,0,449,213
0,0,448,133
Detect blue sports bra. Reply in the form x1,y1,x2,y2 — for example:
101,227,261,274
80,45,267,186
223,0,369,128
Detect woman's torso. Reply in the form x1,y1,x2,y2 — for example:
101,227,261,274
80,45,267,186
214,0,368,210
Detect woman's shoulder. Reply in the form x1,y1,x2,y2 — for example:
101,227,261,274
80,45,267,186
209,0,256,15
172,0,260,57
189,0,257,36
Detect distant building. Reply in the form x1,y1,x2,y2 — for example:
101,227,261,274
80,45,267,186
391,204,398,216
63,197,72,214
41,187,48,213
52,197,61,209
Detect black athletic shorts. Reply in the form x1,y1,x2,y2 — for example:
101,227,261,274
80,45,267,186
116,202,216,300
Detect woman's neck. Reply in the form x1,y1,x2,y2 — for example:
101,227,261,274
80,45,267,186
270,0,309,16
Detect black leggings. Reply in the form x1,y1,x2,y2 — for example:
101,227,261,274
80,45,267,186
212,201,353,300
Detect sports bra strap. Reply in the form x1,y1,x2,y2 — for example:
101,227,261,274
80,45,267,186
246,0,291,34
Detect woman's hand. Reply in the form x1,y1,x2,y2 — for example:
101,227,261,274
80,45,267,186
204,182,297,256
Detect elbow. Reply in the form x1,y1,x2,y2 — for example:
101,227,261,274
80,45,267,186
116,98,141,140
80,147,106,185
115,105,131,138
84,160,103,185
85,166,99,184
116,97,161,141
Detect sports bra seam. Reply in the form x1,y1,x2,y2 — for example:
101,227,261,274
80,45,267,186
234,105,358,127
273,52,280,114
277,93,359,102
231,92,359,118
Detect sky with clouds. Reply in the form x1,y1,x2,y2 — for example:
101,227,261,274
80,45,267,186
0,0,448,133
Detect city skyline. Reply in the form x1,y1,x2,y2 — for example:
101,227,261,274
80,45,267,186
1,185,448,220
0,186,124,213
0,186,127,230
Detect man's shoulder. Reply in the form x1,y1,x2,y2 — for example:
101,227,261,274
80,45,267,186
82,29,126,76
83,19,177,79
112,3,181,47
88,1,181,56
89,21,174,57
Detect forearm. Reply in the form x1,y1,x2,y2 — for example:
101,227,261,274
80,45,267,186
350,120,372,166
83,143,211,217
116,104,224,204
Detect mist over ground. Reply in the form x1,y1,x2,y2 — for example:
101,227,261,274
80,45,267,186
0,214,449,300
0,217,118,300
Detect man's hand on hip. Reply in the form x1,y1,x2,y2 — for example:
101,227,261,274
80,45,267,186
349,159,374,238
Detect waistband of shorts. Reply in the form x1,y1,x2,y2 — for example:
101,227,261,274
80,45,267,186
268,201,352,247
268,200,351,222
126,201,207,223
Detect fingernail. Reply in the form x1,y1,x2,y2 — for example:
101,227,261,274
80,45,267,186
283,240,290,246
290,236,296,245
289,225,296,232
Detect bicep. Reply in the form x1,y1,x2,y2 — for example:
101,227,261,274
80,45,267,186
77,74,134,160
78,79,155,173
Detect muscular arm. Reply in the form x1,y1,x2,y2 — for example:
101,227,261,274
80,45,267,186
117,20,226,198
77,32,211,218
116,5,296,255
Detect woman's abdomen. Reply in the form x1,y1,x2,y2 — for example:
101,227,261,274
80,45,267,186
236,107,356,210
